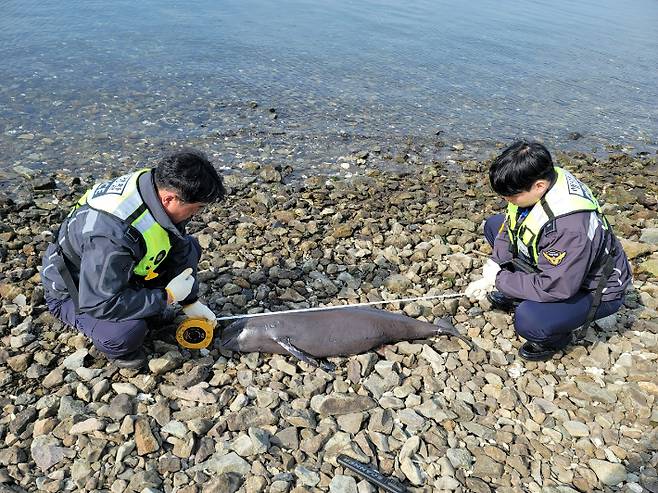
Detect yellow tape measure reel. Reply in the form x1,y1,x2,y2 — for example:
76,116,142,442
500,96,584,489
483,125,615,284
176,318,214,349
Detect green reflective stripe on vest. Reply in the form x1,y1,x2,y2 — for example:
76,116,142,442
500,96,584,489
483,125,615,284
131,208,171,277
77,169,171,279
506,167,603,264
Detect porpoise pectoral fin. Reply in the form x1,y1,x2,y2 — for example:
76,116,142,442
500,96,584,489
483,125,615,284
274,337,336,372
435,318,474,349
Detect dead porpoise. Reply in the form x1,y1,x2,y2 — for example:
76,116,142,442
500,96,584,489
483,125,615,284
220,307,472,370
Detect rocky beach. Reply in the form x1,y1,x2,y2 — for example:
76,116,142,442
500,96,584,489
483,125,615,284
0,147,657,493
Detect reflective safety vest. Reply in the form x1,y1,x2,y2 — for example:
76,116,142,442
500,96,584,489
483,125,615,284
506,167,607,265
73,169,171,280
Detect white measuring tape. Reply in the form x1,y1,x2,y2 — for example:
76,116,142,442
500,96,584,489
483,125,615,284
215,292,465,322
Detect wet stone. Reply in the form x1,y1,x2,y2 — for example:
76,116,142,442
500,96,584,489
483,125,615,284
6,353,31,372
69,418,104,434
280,407,316,428
382,274,411,293
589,459,627,486
108,394,134,421
127,470,163,491
272,426,299,450
31,436,70,471
329,475,358,493
57,396,85,420
158,454,181,474
148,351,184,375
62,348,88,370
9,407,37,435
564,420,590,437
294,465,320,487
227,407,277,431
465,477,493,493
0,447,27,466
447,448,472,469
401,457,425,485
190,452,251,476
42,367,65,388
337,412,365,434
135,417,160,455
310,394,377,416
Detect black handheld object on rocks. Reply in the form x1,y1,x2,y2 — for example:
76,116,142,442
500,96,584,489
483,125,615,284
337,455,408,493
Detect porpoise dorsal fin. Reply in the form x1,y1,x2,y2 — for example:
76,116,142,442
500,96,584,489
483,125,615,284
274,337,336,372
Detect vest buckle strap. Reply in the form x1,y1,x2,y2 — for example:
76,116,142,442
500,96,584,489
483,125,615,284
125,228,140,245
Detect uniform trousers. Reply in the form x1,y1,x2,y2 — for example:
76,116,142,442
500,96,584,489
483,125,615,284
46,296,147,359
43,239,201,359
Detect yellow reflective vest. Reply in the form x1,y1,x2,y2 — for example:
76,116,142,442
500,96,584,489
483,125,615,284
506,167,607,265
73,170,171,280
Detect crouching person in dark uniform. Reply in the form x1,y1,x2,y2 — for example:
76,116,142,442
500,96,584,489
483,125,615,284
465,141,631,361
41,150,226,368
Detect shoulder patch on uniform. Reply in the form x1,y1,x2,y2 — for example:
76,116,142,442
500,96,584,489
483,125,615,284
542,249,566,266
543,220,556,235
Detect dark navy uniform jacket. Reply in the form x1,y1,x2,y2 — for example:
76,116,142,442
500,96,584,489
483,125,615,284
492,210,632,303
41,171,200,321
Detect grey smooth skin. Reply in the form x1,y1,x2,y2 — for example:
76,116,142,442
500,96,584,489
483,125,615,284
220,307,472,368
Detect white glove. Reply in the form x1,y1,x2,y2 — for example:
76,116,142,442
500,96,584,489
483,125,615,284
465,277,495,300
482,259,501,283
165,268,195,304
464,259,501,301
183,300,217,328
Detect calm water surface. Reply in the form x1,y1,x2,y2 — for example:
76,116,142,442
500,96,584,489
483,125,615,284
1,0,657,183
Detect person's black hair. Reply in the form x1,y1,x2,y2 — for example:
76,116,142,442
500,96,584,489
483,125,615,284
489,141,557,196
154,149,225,203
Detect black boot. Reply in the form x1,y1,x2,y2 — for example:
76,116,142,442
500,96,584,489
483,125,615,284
111,349,147,369
486,291,520,312
518,338,569,362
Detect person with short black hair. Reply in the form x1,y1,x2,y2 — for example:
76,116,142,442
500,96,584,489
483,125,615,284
41,150,226,368
154,149,226,204
465,141,631,361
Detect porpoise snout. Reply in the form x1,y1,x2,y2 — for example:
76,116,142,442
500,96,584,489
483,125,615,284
219,320,245,351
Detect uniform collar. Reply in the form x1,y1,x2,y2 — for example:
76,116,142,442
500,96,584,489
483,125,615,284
137,170,186,239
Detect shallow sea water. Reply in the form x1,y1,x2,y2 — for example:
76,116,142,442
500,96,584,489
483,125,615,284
1,0,657,187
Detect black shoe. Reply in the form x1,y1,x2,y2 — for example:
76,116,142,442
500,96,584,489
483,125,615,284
486,291,519,312
111,349,147,369
518,340,570,362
